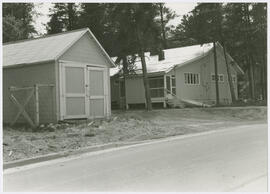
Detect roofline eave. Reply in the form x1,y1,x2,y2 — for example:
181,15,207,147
174,49,212,71
3,59,55,69
54,30,88,62
86,29,116,68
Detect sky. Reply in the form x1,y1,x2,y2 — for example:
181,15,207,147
33,2,197,35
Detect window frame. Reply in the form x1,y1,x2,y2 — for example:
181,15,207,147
184,72,200,85
232,75,237,83
211,73,225,83
171,75,176,95
149,76,165,98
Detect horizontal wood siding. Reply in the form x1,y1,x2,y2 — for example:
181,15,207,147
110,77,120,103
208,48,238,104
60,33,109,67
3,62,57,124
175,55,209,103
175,47,238,105
126,77,146,104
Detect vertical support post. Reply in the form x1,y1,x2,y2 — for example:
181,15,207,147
34,84,39,127
163,75,167,108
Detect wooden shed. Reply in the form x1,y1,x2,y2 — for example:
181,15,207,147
3,28,114,126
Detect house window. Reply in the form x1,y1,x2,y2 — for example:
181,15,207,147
184,73,200,85
166,76,171,93
149,76,164,98
171,75,176,95
232,75,236,83
219,74,224,82
211,74,224,82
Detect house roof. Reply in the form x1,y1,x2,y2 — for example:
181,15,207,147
3,28,115,68
110,42,244,76
110,43,213,76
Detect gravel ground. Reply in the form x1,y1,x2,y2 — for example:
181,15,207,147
3,106,267,162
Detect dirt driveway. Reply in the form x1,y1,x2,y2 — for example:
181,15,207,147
3,106,267,162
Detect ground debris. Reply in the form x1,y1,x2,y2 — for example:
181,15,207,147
3,107,267,162
8,151,13,156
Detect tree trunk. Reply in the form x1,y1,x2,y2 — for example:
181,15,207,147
67,3,75,30
122,55,128,110
246,56,255,100
262,53,267,100
139,51,152,111
260,63,264,100
159,3,167,49
213,42,220,105
244,3,256,100
261,34,267,100
222,42,236,104
136,31,152,111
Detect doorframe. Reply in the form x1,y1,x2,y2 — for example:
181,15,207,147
87,66,108,119
59,61,89,120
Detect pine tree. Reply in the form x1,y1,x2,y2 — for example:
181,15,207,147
46,3,78,34
157,3,176,49
3,3,36,42
109,3,161,110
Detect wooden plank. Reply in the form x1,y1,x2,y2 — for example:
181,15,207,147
10,89,34,125
10,94,35,127
9,86,34,92
36,84,54,87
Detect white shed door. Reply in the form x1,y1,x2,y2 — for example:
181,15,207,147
88,67,107,118
62,64,88,119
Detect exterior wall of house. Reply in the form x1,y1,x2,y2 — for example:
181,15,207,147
125,76,146,104
110,76,120,104
112,46,239,107
208,48,238,104
60,33,110,67
3,62,57,124
174,55,210,103
125,74,166,107
174,48,238,105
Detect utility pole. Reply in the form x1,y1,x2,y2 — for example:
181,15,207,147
213,41,220,105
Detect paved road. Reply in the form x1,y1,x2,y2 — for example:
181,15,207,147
4,124,267,192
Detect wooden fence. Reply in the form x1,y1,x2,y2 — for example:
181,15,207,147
9,84,54,128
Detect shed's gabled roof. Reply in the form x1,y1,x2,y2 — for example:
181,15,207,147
3,28,115,68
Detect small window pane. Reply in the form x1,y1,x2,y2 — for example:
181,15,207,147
185,73,199,85
172,78,176,87
150,89,164,98
219,75,224,82
166,76,171,90
149,78,164,88
172,88,176,95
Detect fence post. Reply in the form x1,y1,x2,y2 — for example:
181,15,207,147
34,84,39,127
